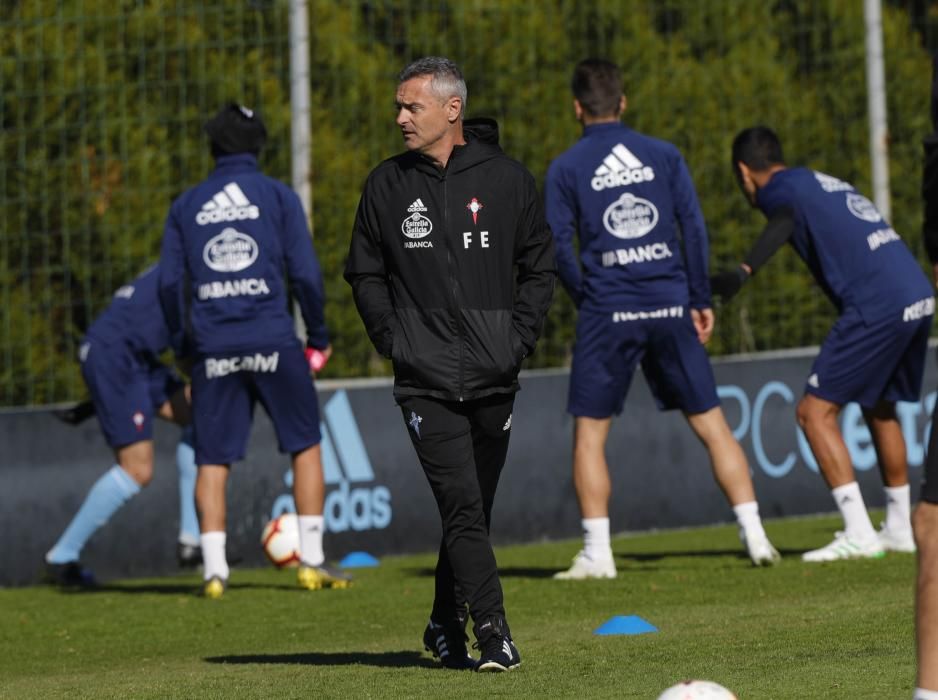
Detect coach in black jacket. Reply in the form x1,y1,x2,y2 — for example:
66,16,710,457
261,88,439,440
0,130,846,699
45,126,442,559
345,56,555,672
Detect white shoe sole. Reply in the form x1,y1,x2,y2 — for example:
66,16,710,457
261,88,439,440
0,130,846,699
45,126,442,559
476,661,521,672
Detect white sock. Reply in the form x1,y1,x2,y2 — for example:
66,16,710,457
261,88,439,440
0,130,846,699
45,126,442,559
582,517,612,561
201,531,229,581
733,501,767,538
914,689,938,700
298,514,325,566
884,484,912,532
831,482,877,541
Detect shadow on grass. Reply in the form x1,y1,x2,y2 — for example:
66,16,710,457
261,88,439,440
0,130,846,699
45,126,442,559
404,566,559,579
617,547,811,562
204,650,436,669
59,581,304,595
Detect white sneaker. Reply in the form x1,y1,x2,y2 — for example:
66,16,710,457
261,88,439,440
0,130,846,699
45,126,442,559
802,531,885,562
553,550,617,580
740,528,781,566
877,523,916,553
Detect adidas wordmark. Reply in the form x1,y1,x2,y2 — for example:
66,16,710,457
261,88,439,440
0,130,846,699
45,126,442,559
197,182,260,225
591,144,655,191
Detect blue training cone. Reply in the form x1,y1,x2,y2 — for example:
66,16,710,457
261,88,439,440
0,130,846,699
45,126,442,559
594,615,658,635
339,551,380,568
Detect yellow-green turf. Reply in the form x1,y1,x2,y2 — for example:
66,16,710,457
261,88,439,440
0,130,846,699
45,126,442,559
0,513,917,699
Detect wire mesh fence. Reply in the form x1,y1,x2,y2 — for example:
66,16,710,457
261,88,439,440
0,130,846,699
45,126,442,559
2,0,936,407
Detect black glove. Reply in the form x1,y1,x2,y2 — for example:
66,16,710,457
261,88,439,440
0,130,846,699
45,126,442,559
709,267,749,301
52,399,96,425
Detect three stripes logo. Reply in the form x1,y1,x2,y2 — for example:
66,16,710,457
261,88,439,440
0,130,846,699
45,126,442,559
270,390,392,532
591,143,655,192
196,182,260,225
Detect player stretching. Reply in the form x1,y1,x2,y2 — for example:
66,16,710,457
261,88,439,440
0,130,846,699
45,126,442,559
913,55,938,700
159,103,349,597
44,264,199,586
714,126,933,562
546,59,779,581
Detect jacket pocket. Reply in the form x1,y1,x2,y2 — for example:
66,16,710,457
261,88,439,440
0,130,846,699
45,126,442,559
461,308,519,389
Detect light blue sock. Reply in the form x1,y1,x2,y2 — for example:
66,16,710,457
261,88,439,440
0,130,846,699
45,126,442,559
177,428,200,545
46,465,141,564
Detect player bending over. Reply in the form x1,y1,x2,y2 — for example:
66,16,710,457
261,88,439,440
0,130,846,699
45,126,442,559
913,54,938,700
44,264,200,587
546,59,780,581
713,126,934,562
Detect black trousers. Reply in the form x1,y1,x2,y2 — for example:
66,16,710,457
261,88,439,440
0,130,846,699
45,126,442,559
398,392,514,627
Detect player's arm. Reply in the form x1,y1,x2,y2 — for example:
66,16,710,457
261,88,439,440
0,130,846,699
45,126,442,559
709,207,796,301
671,154,711,310
157,207,189,358
343,184,398,359
281,188,329,352
512,173,557,358
544,162,583,306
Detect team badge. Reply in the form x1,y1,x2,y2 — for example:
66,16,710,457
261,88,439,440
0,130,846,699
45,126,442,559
408,410,423,439
132,411,145,432
466,197,483,225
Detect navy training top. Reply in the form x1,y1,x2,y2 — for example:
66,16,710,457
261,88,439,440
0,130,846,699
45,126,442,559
756,167,932,321
545,122,711,311
159,154,328,356
85,264,170,361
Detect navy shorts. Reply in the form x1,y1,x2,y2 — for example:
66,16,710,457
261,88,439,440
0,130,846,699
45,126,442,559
80,339,184,449
191,342,321,465
568,307,720,418
807,306,932,408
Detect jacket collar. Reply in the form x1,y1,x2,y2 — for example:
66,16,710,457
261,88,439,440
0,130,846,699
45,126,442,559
212,153,259,173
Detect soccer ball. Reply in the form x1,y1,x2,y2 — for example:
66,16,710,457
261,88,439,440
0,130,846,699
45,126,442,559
261,513,301,568
657,680,738,700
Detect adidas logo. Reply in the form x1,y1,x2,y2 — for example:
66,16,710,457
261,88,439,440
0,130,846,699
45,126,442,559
591,143,655,191
502,640,513,660
196,182,260,225
270,390,392,533
807,373,820,388
407,198,428,213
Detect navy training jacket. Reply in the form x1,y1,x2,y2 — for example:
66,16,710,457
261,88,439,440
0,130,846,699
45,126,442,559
85,263,170,362
756,167,932,322
545,122,710,311
159,154,328,356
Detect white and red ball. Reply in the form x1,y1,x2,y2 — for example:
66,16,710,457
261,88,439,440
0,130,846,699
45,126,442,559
657,680,737,700
261,513,301,568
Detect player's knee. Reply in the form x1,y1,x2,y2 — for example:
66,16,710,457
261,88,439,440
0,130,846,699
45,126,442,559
913,504,938,553
120,461,154,487
795,397,828,430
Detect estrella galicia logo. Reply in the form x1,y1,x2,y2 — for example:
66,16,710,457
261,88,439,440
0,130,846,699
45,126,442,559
202,227,259,272
602,193,659,239
845,192,882,223
270,390,392,533
401,212,433,239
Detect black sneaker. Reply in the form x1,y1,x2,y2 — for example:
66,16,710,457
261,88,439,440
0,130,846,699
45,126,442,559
473,616,521,672
43,561,96,589
423,619,475,670
177,541,202,569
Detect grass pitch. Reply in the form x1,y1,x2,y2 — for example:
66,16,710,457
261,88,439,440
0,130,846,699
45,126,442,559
0,513,917,699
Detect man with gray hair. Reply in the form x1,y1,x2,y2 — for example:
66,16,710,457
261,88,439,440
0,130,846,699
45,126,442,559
345,56,556,672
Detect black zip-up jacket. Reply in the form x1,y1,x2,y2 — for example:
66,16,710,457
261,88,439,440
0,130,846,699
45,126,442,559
344,119,556,401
